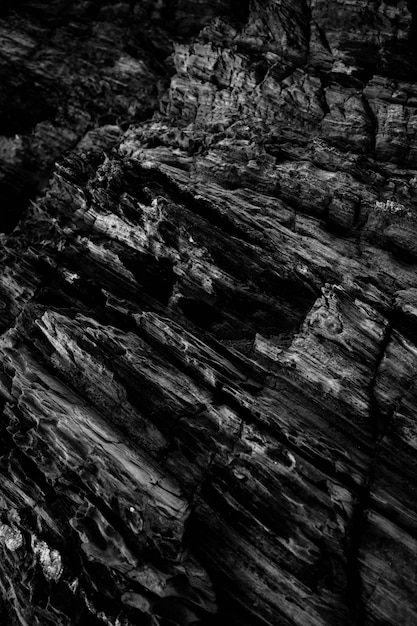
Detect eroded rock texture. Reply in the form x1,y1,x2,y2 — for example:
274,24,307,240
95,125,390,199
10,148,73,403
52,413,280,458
0,1,417,625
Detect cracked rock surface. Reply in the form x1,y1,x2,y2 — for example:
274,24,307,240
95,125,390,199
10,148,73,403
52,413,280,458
1,1,417,625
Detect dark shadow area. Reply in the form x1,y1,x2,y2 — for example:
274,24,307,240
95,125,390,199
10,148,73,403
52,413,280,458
229,0,250,24
122,251,177,305
408,0,417,56
0,181,34,233
179,297,225,331
0,70,57,137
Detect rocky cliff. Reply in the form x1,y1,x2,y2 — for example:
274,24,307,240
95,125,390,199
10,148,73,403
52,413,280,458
0,1,417,625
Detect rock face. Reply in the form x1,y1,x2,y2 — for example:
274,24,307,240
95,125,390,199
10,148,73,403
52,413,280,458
0,1,417,625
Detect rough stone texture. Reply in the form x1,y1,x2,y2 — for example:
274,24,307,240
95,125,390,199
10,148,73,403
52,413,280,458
0,1,417,625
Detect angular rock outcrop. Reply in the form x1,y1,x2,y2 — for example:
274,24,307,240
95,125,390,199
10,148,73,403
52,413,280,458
1,1,417,625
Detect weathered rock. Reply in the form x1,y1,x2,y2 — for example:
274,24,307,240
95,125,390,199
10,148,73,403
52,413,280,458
0,1,417,626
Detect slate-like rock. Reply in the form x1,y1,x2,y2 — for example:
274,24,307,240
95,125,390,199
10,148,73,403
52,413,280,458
1,1,417,625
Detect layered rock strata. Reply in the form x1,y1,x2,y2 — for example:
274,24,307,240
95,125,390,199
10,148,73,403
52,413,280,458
0,1,417,625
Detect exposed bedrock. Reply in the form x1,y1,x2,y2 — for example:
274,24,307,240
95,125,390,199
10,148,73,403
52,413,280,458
0,1,417,625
